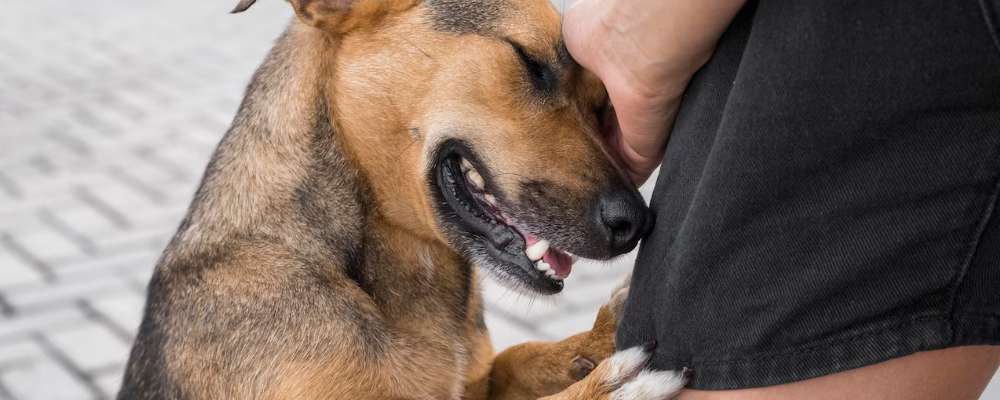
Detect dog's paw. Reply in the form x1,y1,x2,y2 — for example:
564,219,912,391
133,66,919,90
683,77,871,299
610,370,686,400
606,273,632,325
597,346,685,400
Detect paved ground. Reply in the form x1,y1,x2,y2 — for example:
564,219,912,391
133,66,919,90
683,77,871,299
0,1,642,399
1,1,996,400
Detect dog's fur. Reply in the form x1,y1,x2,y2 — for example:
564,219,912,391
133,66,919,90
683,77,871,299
119,0,682,399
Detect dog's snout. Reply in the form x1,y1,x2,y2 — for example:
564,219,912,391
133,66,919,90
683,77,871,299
597,190,652,255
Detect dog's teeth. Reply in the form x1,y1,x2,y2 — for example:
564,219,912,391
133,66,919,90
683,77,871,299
461,159,473,172
535,260,551,272
484,194,497,206
466,169,484,190
552,274,564,281
545,269,556,277
525,240,550,261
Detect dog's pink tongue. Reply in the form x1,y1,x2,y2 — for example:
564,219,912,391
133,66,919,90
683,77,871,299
524,233,573,279
544,250,573,279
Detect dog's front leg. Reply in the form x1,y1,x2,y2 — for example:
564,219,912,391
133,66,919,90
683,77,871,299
477,279,685,399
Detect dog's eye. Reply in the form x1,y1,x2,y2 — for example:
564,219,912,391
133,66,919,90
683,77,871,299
509,41,557,93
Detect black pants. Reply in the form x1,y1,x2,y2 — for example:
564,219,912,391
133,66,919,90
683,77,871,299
617,0,1000,389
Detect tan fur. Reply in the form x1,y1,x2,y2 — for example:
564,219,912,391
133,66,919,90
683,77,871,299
120,1,646,399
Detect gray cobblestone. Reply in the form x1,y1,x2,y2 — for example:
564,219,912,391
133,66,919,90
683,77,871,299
0,310,89,343
88,293,146,339
0,339,99,400
46,325,130,372
0,249,44,289
94,372,123,400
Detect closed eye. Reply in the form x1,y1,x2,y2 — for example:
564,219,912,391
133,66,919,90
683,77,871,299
506,40,557,93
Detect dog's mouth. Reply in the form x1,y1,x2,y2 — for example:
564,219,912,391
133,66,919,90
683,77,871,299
434,149,575,294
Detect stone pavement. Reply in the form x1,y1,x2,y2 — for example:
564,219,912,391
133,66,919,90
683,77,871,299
0,1,642,399
1,1,996,400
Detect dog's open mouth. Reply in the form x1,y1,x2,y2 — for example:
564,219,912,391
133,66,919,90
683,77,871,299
435,150,574,294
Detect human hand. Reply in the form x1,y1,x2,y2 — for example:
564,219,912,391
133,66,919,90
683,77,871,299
563,0,744,186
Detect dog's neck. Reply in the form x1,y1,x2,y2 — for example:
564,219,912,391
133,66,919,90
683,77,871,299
168,23,473,315
176,24,339,243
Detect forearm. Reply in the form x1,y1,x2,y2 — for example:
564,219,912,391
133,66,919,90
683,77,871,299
678,346,1000,400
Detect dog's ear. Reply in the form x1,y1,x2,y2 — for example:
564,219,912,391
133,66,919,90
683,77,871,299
230,0,351,15
230,0,257,13
231,0,416,33
290,0,417,33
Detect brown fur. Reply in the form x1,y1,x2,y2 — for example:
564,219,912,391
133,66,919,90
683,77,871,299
119,1,648,399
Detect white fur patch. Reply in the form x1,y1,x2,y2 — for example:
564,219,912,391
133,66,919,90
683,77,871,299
611,370,686,400
603,346,652,386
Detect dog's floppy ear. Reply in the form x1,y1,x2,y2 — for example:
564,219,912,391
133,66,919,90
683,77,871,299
232,0,415,33
229,0,355,17
297,0,418,33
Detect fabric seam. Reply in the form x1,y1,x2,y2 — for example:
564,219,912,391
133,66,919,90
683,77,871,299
663,313,1000,367
943,148,1000,341
683,315,1000,389
979,0,1000,55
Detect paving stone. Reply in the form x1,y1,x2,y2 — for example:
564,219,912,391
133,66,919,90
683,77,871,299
52,250,159,280
94,371,123,399
5,277,130,312
91,227,174,256
0,248,45,290
46,324,130,372
3,228,85,266
89,292,146,337
0,339,43,365
484,312,548,352
46,202,121,240
0,309,88,342
0,352,97,400
536,308,603,340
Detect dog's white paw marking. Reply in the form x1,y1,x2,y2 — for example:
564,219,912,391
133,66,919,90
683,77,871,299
604,346,653,386
611,370,686,400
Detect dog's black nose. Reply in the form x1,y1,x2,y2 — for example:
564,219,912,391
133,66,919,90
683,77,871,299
597,189,652,255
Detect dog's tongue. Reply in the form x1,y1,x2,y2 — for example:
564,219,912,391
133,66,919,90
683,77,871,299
523,234,574,279
543,249,573,278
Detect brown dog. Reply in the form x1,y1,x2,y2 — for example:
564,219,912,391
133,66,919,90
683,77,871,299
118,0,684,399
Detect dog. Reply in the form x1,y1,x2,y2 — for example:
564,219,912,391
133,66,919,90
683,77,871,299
118,0,685,398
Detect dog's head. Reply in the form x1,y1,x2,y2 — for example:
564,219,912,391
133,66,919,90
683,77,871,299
237,0,650,294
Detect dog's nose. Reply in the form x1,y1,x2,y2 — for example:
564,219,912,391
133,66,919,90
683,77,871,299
597,189,653,255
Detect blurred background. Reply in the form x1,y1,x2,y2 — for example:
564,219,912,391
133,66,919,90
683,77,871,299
0,1,996,399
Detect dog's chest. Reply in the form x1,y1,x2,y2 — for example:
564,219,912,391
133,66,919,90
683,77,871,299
379,294,481,398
